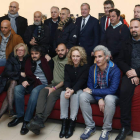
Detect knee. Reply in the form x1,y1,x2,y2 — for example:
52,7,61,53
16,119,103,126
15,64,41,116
104,95,115,106
79,92,88,103
14,85,22,95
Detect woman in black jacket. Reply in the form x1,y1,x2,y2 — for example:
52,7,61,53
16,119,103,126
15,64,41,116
0,43,29,118
59,46,89,139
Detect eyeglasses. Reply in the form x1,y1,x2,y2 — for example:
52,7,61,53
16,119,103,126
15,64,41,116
16,49,25,52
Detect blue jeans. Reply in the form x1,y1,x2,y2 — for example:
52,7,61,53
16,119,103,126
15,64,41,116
14,84,46,122
0,58,6,66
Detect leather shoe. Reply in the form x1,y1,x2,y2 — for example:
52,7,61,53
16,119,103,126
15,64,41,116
26,123,40,135
115,127,132,140
8,117,24,127
20,121,29,135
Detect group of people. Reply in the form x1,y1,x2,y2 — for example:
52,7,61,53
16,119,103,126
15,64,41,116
0,0,140,140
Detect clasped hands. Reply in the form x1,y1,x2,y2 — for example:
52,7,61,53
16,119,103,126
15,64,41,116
30,37,38,46
126,69,139,85
64,88,74,99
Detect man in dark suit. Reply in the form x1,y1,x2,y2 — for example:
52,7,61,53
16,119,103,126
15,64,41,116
44,6,60,57
0,1,28,39
24,11,50,55
100,0,123,42
75,3,100,66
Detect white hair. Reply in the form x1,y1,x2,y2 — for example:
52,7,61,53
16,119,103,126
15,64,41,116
93,45,111,61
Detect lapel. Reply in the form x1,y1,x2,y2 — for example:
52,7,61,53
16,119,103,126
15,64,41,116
102,16,106,30
80,16,91,34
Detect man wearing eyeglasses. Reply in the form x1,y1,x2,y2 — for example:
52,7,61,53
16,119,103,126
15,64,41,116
0,1,28,39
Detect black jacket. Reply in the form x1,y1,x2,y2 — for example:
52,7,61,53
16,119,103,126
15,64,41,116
0,15,28,39
0,52,29,94
117,39,140,77
44,17,60,28
54,18,77,49
24,24,50,55
64,64,89,93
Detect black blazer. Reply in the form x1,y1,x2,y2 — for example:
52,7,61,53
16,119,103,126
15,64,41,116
100,15,124,42
64,64,89,93
0,15,28,39
75,15,100,56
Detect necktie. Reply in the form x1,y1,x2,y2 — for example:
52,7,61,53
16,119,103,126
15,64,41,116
81,18,85,30
105,17,110,30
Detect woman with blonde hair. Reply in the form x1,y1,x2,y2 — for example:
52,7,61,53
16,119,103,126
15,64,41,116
0,43,29,118
59,46,89,139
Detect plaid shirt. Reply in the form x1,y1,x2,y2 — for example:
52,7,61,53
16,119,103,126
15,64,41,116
97,63,109,89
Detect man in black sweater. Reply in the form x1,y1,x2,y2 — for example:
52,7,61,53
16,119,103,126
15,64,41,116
44,6,60,57
24,11,50,55
0,1,28,39
115,18,140,140
101,9,130,63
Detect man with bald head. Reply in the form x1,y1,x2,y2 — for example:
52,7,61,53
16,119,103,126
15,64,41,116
54,7,77,50
0,20,23,66
0,1,28,39
24,11,50,55
44,6,60,57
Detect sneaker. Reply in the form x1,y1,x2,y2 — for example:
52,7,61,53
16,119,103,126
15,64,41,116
99,130,110,140
80,127,96,140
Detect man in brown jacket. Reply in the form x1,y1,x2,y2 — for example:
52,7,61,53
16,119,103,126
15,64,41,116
0,20,23,66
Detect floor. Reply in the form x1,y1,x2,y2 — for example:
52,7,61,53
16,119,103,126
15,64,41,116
0,114,139,140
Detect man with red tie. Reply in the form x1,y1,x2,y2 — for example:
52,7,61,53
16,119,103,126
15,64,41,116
100,0,123,42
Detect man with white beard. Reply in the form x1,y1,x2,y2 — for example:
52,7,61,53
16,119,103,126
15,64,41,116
24,11,50,55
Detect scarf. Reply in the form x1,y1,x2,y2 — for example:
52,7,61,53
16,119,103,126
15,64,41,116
57,17,70,31
8,11,19,33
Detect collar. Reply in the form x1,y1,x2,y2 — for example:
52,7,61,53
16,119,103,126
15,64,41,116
82,14,90,20
97,63,109,73
132,37,140,42
52,19,58,23
111,21,122,29
0,31,11,40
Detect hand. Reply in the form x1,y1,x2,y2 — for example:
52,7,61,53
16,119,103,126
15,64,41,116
22,81,30,88
131,77,140,85
126,69,137,78
45,87,55,96
98,99,105,113
21,72,26,77
83,88,91,94
45,54,51,61
30,37,38,45
64,89,74,99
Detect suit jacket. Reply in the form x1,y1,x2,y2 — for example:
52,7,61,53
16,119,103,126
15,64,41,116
0,15,28,39
100,15,124,42
75,15,100,56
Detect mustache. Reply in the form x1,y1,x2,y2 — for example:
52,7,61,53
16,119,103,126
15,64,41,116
132,31,137,33
33,57,37,59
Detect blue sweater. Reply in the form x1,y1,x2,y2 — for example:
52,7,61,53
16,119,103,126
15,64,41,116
87,61,121,101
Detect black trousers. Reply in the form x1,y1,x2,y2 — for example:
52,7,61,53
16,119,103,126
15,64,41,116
87,55,94,66
120,75,136,128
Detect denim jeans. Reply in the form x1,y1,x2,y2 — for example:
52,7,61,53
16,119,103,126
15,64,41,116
14,84,46,122
0,59,6,66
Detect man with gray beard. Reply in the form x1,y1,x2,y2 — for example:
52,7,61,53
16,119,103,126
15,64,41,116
24,11,50,55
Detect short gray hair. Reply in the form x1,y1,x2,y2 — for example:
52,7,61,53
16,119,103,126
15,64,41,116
93,45,111,61
81,3,90,9
51,6,59,11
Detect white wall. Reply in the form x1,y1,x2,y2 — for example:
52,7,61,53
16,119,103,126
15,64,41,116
0,0,139,25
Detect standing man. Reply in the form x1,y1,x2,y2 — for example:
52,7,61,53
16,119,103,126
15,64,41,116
54,7,77,50
80,45,120,140
115,18,140,140
134,5,140,19
0,1,28,39
100,0,123,42
26,43,68,135
0,20,24,66
44,6,60,57
8,46,53,135
75,3,100,65
101,9,130,63
24,11,50,55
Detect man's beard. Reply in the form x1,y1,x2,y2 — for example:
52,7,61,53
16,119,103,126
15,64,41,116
131,31,138,38
58,54,66,59
34,21,41,25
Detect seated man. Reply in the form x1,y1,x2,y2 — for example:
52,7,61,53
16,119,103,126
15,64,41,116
115,18,140,140
0,20,24,66
79,45,121,140
8,46,53,135
24,11,50,55
26,43,68,135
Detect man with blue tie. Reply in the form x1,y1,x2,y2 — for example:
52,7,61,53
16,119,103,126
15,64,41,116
100,0,123,42
75,3,100,66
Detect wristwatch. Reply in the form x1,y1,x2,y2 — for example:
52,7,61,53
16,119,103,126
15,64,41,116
90,89,92,94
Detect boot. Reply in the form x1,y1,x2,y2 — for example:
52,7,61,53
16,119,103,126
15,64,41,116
65,119,76,139
59,119,69,138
